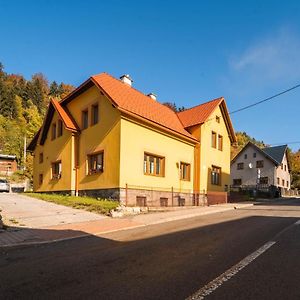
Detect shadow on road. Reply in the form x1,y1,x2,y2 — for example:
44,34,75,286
0,212,299,300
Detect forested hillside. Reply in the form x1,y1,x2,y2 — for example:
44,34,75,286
0,62,299,188
0,63,74,176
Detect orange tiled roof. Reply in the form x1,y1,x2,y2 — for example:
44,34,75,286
51,98,79,132
91,73,196,141
177,97,223,128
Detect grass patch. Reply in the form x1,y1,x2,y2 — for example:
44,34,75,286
24,193,119,216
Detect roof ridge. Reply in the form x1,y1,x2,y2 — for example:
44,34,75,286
177,97,224,114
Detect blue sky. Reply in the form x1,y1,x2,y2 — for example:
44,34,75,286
1,0,300,149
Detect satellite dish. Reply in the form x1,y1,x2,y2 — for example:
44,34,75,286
249,163,253,169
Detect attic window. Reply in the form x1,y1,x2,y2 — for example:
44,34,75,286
82,110,89,130
216,116,220,123
91,104,99,126
51,123,56,140
57,120,63,137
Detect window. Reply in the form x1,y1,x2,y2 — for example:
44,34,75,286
253,153,256,158
216,116,220,123
282,179,285,186
237,162,244,170
218,135,223,151
180,162,191,181
144,153,165,176
259,177,268,184
256,160,264,168
211,166,221,185
51,161,62,179
82,109,89,129
57,119,63,137
91,104,99,125
88,152,104,174
277,177,280,185
39,174,43,186
211,131,217,148
284,165,287,171
51,123,56,140
233,179,242,186
244,154,247,159
281,163,283,170
136,196,147,207
39,153,43,164
287,181,289,187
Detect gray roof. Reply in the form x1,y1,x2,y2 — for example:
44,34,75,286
262,145,287,165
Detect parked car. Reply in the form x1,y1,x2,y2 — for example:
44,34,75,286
0,179,10,192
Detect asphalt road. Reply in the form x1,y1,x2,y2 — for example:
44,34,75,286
1,198,300,300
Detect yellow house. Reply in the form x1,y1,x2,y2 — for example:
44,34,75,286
28,73,236,206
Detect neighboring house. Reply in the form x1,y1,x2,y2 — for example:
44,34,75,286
231,142,291,192
28,73,236,206
0,154,17,176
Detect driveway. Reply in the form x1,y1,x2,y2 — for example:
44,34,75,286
0,193,106,228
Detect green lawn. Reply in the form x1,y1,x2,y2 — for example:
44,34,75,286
24,193,119,216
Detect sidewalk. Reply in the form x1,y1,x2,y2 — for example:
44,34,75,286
0,202,253,248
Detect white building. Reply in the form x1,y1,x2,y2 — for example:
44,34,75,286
231,142,291,191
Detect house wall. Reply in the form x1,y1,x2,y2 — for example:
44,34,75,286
0,158,17,175
33,111,74,192
66,86,121,192
231,144,276,186
119,117,195,194
275,152,291,189
195,106,231,193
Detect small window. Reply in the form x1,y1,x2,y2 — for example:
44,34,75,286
256,160,264,168
282,179,285,186
281,163,283,170
82,109,89,129
211,131,217,148
259,177,268,184
244,154,247,159
144,153,165,176
51,123,56,140
287,181,289,187
277,177,280,185
39,153,43,164
237,163,244,170
211,166,221,185
57,119,63,137
253,153,256,158
180,162,191,181
136,196,147,207
233,179,242,186
39,174,43,186
88,152,104,174
91,104,99,125
216,116,220,123
218,135,223,151
51,161,62,179
284,165,287,171
160,197,168,207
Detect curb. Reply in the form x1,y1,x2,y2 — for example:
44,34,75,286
0,203,253,249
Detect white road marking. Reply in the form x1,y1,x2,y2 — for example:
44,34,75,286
186,241,276,300
294,220,300,225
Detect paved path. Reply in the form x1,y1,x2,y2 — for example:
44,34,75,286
0,193,253,247
0,193,105,228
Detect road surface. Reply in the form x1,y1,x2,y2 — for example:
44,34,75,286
1,198,300,299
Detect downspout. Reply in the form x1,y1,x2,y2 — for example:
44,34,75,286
74,133,80,196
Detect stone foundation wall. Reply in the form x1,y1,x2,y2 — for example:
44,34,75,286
121,188,207,207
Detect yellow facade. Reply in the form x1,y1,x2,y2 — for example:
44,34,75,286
119,117,194,192
31,79,234,201
33,111,74,192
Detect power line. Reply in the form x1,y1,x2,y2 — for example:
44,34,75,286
229,83,300,115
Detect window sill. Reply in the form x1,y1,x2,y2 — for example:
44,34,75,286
144,173,165,178
87,170,103,176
